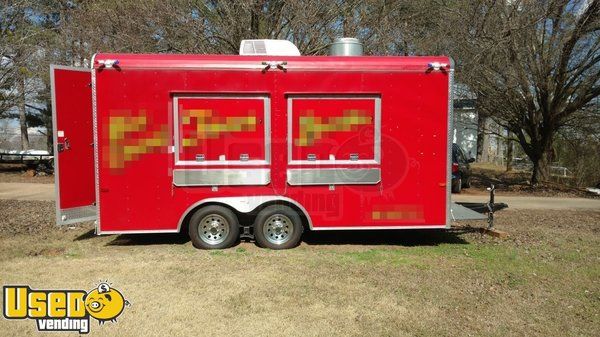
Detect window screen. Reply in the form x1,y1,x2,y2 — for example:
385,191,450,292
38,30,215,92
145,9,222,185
175,96,269,165
288,96,379,164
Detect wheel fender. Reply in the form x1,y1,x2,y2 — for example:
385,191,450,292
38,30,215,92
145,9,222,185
177,196,312,231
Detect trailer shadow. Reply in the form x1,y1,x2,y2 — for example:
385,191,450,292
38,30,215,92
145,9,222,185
105,233,190,246
73,229,96,241
73,229,190,246
302,228,472,247
75,228,475,247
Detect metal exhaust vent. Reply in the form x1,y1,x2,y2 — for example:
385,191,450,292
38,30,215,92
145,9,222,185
329,38,363,56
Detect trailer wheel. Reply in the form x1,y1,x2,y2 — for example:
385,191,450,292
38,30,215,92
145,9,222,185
188,205,239,249
253,205,303,250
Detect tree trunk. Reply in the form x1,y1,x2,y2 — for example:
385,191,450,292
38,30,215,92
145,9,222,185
531,148,552,185
506,131,513,172
250,0,263,38
18,75,29,151
45,114,53,154
476,114,486,161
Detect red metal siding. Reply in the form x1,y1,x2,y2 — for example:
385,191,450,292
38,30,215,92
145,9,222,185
280,69,448,228
93,54,450,232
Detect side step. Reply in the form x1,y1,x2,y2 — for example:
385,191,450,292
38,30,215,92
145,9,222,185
455,202,508,214
450,202,488,221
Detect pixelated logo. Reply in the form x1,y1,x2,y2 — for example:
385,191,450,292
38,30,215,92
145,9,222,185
103,109,169,173
180,108,257,143
3,282,130,334
371,204,425,221
294,109,372,146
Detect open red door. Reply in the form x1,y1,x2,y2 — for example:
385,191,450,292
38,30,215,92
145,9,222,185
51,65,96,225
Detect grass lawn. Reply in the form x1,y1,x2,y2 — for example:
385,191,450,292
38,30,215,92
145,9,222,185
0,201,598,336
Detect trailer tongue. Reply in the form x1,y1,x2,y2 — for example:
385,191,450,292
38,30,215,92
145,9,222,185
450,185,509,229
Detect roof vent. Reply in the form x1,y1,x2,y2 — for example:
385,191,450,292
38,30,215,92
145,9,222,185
239,39,301,56
329,37,363,56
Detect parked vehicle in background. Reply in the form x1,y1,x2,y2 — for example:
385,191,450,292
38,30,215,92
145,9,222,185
451,143,474,193
0,150,54,173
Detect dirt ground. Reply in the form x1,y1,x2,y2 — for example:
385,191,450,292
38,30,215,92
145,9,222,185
470,164,597,198
0,164,54,184
0,199,598,336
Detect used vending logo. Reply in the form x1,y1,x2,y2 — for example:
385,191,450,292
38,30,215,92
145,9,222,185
3,282,129,334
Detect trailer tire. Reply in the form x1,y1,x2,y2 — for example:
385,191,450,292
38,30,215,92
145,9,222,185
253,205,303,250
451,177,462,193
462,176,471,188
188,205,239,249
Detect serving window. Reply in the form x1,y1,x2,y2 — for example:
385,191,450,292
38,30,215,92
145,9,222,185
287,95,380,165
174,95,270,166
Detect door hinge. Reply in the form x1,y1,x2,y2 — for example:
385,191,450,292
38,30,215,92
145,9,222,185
261,61,287,73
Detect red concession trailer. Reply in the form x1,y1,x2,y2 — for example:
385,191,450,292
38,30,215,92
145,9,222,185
51,40,481,249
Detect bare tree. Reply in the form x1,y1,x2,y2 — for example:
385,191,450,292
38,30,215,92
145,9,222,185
4,0,597,185
56,0,439,56
0,0,59,150
448,0,600,184
1,1,38,150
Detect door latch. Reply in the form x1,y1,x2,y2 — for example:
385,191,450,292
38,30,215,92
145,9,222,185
57,138,70,152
